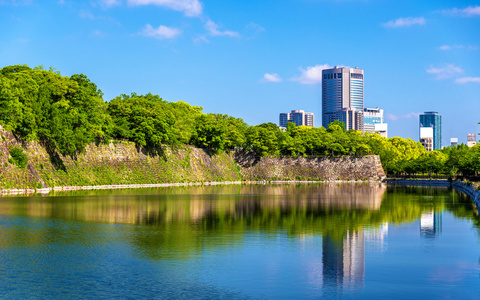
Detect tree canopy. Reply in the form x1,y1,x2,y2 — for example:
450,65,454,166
0,64,479,177
0,65,110,156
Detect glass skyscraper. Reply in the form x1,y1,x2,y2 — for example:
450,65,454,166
322,67,364,130
419,112,442,150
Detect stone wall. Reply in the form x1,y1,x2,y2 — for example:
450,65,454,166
236,154,386,181
0,127,387,192
452,181,480,209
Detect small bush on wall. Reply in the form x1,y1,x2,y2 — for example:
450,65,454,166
9,146,28,169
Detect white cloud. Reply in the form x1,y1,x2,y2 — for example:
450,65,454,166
261,73,282,83
382,17,426,28
426,64,463,80
441,5,480,17
439,44,477,50
127,0,202,17
0,0,32,5
79,9,121,25
90,30,106,37
291,64,332,84
79,9,95,19
205,20,239,37
246,22,265,38
193,35,209,44
141,24,181,39
99,0,121,8
455,77,480,84
385,112,420,121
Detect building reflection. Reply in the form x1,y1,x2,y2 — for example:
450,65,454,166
322,231,365,289
420,211,442,238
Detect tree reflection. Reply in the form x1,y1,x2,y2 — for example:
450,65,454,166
0,183,479,290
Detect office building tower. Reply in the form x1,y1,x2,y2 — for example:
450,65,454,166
279,110,314,128
322,66,364,130
420,127,434,151
419,112,442,150
337,108,364,131
450,138,458,147
467,133,477,147
364,107,388,138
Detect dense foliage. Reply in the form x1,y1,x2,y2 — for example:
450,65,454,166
0,65,110,156
0,64,479,177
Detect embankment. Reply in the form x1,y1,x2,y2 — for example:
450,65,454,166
386,179,480,209
0,127,386,194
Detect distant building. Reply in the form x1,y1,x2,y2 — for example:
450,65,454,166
420,127,434,151
337,108,364,131
364,107,388,138
450,138,458,147
419,112,442,150
322,67,364,130
467,133,477,147
279,110,314,128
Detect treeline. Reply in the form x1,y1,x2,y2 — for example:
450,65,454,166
0,65,479,176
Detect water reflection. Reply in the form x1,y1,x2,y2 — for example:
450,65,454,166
0,184,479,298
420,211,442,238
0,183,386,226
323,231,365,290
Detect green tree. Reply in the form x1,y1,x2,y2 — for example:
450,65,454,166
0,65,111,156
107,93,178,150
169,101,203,144
246,124,280,156
191,114,227,152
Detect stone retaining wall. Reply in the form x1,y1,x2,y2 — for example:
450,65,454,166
451,181,480,208
386,179,480,210
0,126,387,193
237,155,386,181
384,179,451,187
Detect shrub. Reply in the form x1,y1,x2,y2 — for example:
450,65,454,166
9,146,28,169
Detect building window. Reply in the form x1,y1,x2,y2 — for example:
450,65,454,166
350,73,363,79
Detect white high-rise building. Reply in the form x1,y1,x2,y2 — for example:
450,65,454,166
364,107,388,138
322,67,364,130
450,138,458,147
467,133,477,147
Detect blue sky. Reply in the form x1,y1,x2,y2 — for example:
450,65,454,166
1,0,479,145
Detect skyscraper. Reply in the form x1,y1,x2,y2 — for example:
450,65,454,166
467,133,477,147
450,138,458,147
364,107,388,138
419,112,442,150
322,66,364,130
279,110,314,128
420,127,434,151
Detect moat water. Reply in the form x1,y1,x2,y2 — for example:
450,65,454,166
0,184,479,299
